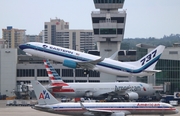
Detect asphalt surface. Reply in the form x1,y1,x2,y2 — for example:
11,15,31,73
0,100,180,116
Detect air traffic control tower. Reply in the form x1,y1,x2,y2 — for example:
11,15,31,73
91,0,127,82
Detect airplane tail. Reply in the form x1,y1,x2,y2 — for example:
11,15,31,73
127,45,165,72
43,60,68,86
31,80,59,105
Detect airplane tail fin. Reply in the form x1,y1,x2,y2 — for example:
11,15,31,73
43,60,69,87
43,60,64,83
129,45,165,71
31,80,59,105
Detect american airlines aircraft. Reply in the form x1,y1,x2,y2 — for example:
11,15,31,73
19,42,165,77
31,80,179,116
43,59,155,100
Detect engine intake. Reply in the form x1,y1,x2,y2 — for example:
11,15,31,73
63,59,77,68
125,92,139,100
85,91,93,97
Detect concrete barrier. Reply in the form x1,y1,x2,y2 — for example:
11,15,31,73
6,100,37,106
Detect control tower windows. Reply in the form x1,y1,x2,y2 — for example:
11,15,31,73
117,29,123,34
92,17,105,23
100,28,116,34
111,17,124,23
117,0,125,3
92,17,124,23
94,0,124,3
94,28,123,35
94,29,99,34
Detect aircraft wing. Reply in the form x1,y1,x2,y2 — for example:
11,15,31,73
96,87,131,98
108,90,129,95
77,57,104,69
80,102,130,116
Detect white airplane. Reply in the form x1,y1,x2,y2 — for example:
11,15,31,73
43,59,155,100
31,80,179,116
19,42,165,77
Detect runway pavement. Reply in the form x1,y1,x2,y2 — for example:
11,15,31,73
0,100,179,116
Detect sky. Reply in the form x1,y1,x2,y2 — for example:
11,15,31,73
0,0,180,38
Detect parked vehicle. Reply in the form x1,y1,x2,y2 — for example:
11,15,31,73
160,93,180,105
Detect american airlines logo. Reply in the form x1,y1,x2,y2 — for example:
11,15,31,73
137,103,160,107
139,84,146,91
115,85,141,92
39,90,50,99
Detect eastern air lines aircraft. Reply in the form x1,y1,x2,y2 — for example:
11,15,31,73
43,60,155,100
31,80,179,116
19,42,165,77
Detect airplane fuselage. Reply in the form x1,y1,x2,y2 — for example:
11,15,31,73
31,80,178,116
48,82,154,99
33,102,178,116
19,42,161,77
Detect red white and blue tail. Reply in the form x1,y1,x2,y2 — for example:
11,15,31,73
43,60,68,87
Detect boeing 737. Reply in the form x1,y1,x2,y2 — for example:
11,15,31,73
19,42,165,77
31,80,179,116
43,59,155,100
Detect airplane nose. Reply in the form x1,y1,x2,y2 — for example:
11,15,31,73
19,44,26,50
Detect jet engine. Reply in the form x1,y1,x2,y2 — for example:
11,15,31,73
26,53,32,56
85,91,93,97
125,92,139,100
111,112,130,116
63,59,77,68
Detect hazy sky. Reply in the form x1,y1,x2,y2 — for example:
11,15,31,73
1,0,180,38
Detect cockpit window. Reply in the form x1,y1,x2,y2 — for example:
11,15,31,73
27,44,30,46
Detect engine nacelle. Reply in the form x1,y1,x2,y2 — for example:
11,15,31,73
85,91,93,97
111,112,130,116
63,59,77,68
26,53,32,56
125,92,139,100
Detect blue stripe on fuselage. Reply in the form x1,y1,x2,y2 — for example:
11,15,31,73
21,44,161,74
52,105,168,109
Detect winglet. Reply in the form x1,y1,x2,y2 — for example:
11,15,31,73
109,51,119,60
80,102,86,110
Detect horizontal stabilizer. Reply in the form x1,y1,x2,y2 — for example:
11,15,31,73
143,69,162,73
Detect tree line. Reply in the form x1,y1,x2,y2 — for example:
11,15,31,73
121,34,180,50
